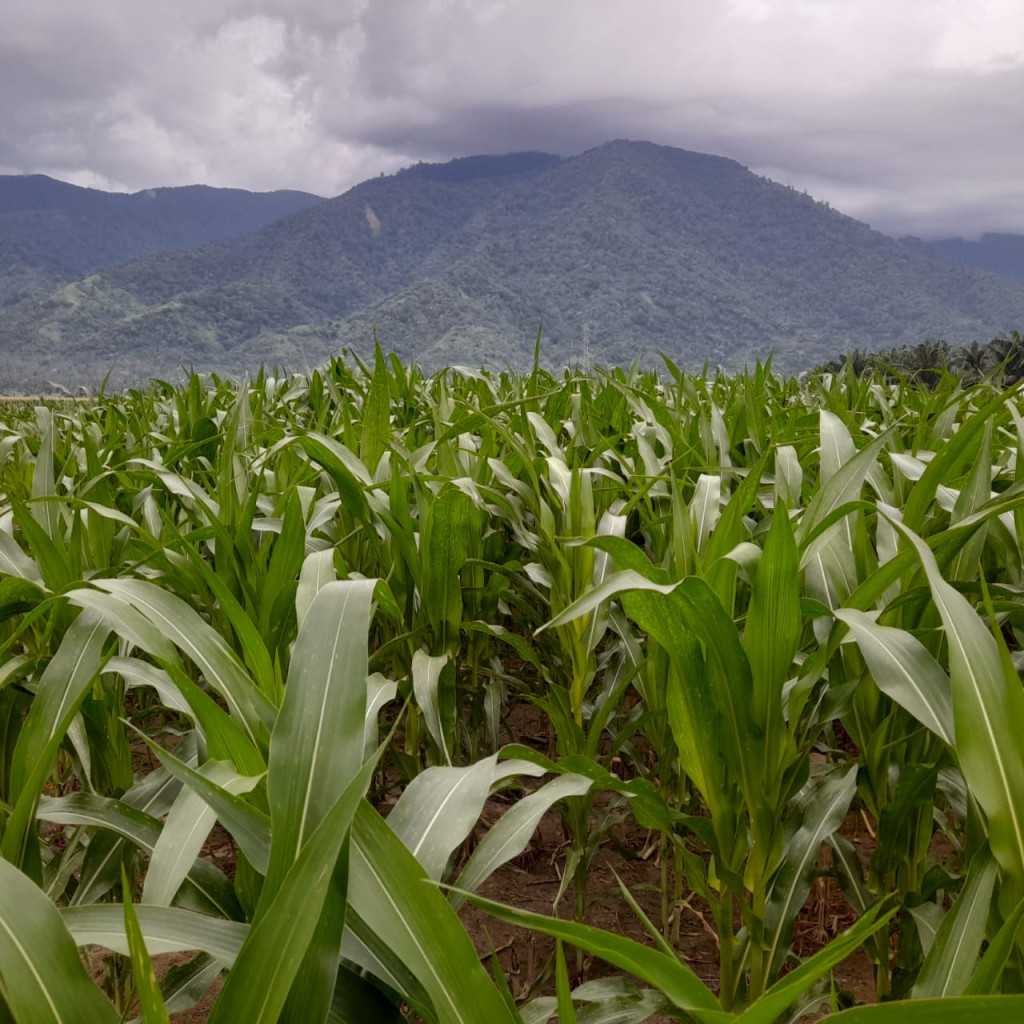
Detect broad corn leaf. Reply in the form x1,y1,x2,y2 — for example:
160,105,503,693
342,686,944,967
466,890,724,1018
894,519,1024,895
349,804,520,1024
0,857,119,1023
122,865,172,1024
835,608,955,746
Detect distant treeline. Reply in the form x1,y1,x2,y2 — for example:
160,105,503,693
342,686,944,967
822,330,1024,387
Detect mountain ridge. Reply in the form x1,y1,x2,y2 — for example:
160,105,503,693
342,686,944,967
0,142,1021,389
923,233,1024,281
0,174,324,306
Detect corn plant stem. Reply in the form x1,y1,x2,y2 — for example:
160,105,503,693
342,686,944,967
661,833,671,939
748,886,768,1002
715,896,738,1010
672,843,684,947
875,932,892,1000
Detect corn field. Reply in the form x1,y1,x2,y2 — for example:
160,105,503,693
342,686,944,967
2,350,1024,1022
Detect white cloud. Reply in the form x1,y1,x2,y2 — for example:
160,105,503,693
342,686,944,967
0,0,1021,235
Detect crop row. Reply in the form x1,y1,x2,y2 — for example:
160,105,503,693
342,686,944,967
0,352,1023,1021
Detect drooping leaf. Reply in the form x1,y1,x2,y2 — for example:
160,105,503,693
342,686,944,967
835,608,955,746
894,518,1024,895
466,890,724,1017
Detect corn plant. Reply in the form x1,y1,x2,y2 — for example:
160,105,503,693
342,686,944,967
1,360,1024,1023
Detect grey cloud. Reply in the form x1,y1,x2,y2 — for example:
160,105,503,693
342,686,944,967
0,0,1021,237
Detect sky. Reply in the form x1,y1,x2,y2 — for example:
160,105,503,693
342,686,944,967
1,0,1022,239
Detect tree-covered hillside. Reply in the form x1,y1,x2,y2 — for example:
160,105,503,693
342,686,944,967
0,175,323,305
925,233,1024,282
0,142,1022,390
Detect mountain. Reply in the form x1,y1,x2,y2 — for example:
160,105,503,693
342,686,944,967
924,233,1024,282
0,142,1022,389
0,175,324,304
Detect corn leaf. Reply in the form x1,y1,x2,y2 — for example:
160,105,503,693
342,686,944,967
349,804,521,1024
0,857,119,1023
122,865,172,1024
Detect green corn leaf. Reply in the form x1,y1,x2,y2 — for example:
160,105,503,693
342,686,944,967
157,953,224,1017
894,518,1024,894
208,756,379,1024
568,979,674,1024
826,996,1024,1022
690,473,722,553
650,577,759,819
263,579,376,897
451,773,593,909
796,429,890,545
556,941,578,1023
0,857,120,1023
914,847,998,998
296,549,338,629
39,791,160,848
735,901,895,1024
964,893,1024,995
325,962,404,1023
0,529,42,584
259,487,306,645
948,420,993,582
3,610,109,869
38,790,240,920
466,888,724,1018
359,341,391,475
138,737,270,875
539,569,673,634
903,389,1010,534
30,407,60,544
520,998,557,1024
294,433,372,522
143,760,261,908
388,755,546,882
107,654,190,715
122,865,172,1024
67,587,179,666
873,763,940,881
743,506,801,742
388,755,498,881
94,579,275,751
765,765,859,975
411,649,452,764
10,495,71,594
257,578,376,1022
173,538,278,703
348,804,521,1024
620,587,723,815
420,485,472,645
62,904,248,964
704,451,769,571
834,608,955,746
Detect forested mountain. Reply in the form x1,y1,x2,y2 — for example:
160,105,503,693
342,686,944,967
924,233,1024,282
0,175,323,304
0,142,1022,390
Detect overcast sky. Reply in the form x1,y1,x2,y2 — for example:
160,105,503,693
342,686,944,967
1,0,1022,239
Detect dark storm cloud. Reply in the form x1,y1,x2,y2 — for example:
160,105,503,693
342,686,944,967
1,0,1021,237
